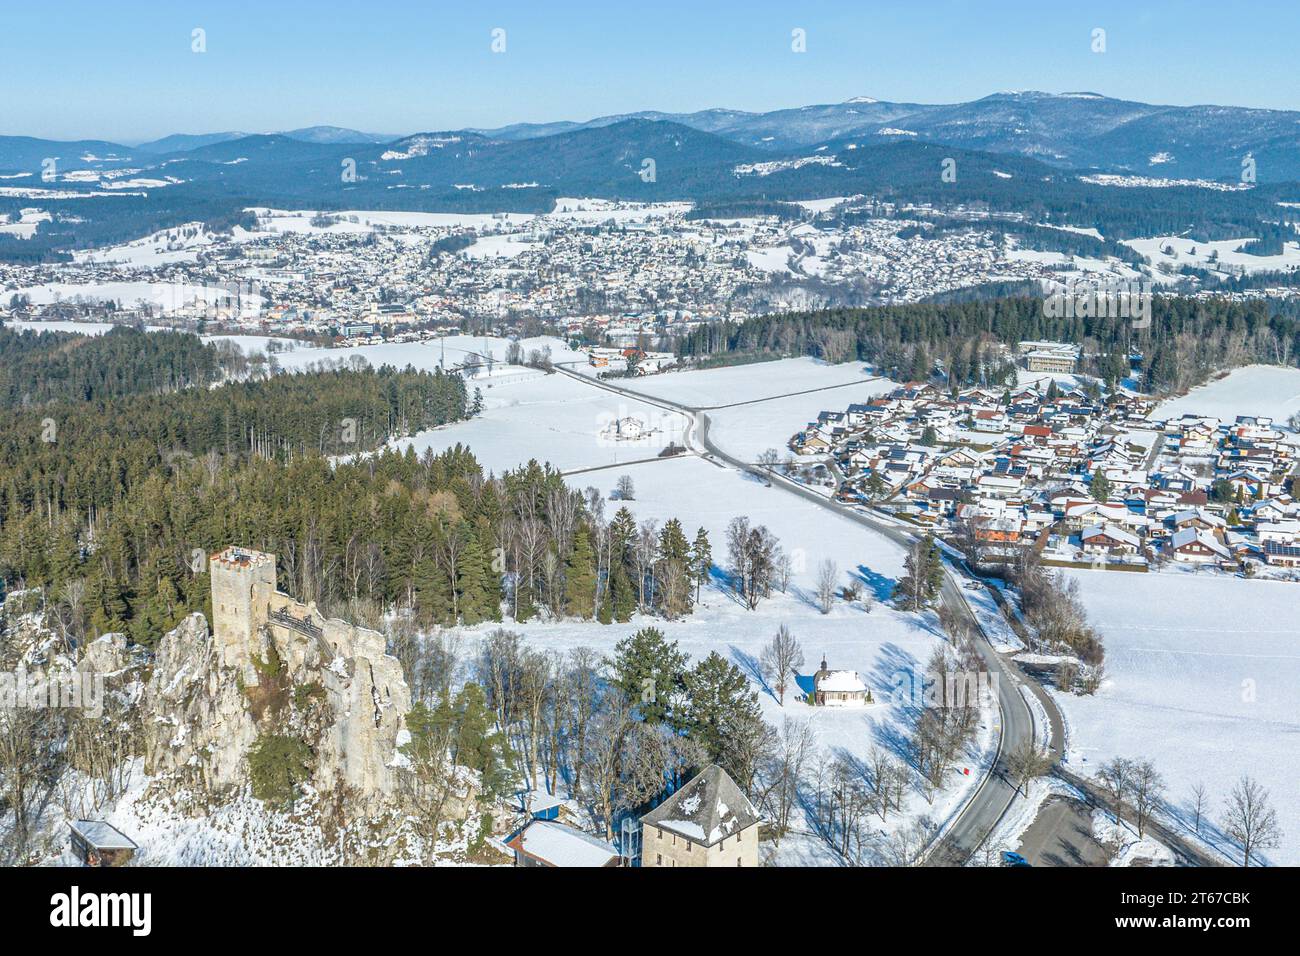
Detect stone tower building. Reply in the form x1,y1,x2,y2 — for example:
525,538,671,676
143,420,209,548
640,764,761,867
193,545,414,804
209,547,277,670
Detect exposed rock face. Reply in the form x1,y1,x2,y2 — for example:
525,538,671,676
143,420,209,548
79,633,130,675
142,596,412,815
142,613,258,794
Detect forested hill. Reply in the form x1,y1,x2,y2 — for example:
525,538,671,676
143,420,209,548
0,324,224,406
0,362,473,642
678,295,1300,394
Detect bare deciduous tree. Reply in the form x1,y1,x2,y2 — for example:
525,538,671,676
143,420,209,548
1130,759,1165,839
1098,756,1135,826
815,559,838,614
1222,775,1281,867
1006,740,1052,798
1190,781,1208,835
759,624,804,705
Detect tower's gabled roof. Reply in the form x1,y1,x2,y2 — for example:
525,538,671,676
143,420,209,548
640,764,760,846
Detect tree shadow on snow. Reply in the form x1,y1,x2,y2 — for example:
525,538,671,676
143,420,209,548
853,564,896,602
730,645,772,698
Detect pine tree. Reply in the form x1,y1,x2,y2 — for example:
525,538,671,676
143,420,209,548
683,651,767,786
413,552,452,625
893,534,943,611
690,527,712,603
608,562,636,623
1089,469,1112,502
563,525,597,618
657,518,693,619
609,627,688,725
456,530,491,624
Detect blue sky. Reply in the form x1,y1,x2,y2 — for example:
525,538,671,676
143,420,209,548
4,1,1298,141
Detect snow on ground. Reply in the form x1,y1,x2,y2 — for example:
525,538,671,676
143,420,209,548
237,208,535,235
1125,236,1300,275
1057,569,1300,865
72,222,215,266
792,196,860,214
402,359,997,864
546,197,691,223
594,357,893,463
706,382,895,463
1156,364,1300,425
974,775,1080,866
626,356,879,408
0,208,51,238
268,334,583,375
37,759,493,867
457,453,994,864
462,234,534,260
745,245,796,273
387,371,688,474
1016,370,1086,390
5,280,266,316
1092,808,1175,867
963,584,1025,654
7,319,125,335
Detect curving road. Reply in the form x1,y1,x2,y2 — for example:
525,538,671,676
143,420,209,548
556,366,1220,867
555,366,1048,864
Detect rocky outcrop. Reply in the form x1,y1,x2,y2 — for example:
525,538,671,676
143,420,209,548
142,613,258,794
142,610,411,816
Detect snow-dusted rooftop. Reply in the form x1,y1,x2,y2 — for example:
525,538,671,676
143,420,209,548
641,764,760,846
508,820,617,867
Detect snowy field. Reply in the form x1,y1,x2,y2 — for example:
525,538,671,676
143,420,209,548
386,371,689,474
1156,365,1300,425
270,334,583,375
455,452,995,864
5,280,265,315
705,381,896,462
388,357,995,863
620,356,879,408
1057,569,1300,865
604,357,892,463
1125,236,1300,276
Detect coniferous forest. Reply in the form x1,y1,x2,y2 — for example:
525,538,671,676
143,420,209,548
679,294,1300,394
0,325,714,650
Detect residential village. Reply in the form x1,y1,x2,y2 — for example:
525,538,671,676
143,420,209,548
788,345,1300,578
1,196,1205,352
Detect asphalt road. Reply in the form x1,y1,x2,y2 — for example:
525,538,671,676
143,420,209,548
556,367,1043,864
1019,796,1108,867
556,366,1217,868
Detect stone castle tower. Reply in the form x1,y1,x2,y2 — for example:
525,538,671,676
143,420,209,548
196,545,414,804
209,546,277,670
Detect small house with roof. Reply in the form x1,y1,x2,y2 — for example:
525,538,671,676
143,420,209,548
812,656,869,707
505,820,620,868
68,820,137,867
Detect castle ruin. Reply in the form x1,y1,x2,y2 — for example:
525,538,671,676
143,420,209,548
144,546,412,807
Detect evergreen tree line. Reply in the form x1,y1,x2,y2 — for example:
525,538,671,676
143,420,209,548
0,359,720,647
0,324,229,407
677,294,1300,394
